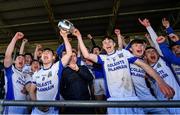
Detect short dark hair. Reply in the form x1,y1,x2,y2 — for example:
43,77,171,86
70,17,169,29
170,42,180,49
15,54,25,60
30,59,40,65
130,39,146,47
91,45,101,53
145,46,156,51
102,36,115,42
43,48,54,55
24,53,33,59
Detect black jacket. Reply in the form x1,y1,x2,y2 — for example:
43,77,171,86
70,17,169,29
60,65,94,100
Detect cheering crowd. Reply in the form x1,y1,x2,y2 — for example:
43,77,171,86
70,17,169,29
0,17,180,114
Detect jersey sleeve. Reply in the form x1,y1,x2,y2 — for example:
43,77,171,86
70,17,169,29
159,42,180,65
123,49,138,64
146,26,163,56
97,55,106,64
32,72,37,85
25,74,32,85
4,65,13,79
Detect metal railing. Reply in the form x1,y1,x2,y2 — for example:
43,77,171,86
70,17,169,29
1,100,180,108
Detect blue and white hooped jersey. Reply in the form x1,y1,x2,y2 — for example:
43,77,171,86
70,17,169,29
150,58,180,100
171,64,180,84
32,61,63,100
4,65,28,100
97,49,137,98
130,63,156,100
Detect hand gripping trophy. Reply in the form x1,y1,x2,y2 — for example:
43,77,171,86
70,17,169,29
58,19,75,34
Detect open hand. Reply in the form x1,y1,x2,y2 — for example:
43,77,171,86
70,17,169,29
138,18,151,27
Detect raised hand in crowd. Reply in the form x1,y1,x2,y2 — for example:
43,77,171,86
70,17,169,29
19,38,28,55
34,44,42,60
138,18,151,27
4,32,24,68
156,36,166,44
22,38,28,43
14,32,24,41
114,29,123,49
87,34,93,39
169,33,180,42
144,33,155,47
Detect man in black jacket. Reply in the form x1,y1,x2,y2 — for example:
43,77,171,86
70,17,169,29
60,50,94,114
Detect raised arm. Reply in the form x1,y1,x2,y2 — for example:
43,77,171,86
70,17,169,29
34,44,42,60
4,32,24,68
134,59,175,99
73,29,98,63
60,30,72,66
138,18,163,56
87,34,97,47
114,29,123,50
19,38,28,55
157,36,180,65
144,33,155,47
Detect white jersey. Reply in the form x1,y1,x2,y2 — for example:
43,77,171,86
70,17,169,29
150,58,180,100
23,64,32,75
4,65,28,100
130,62,169,114
22,64,33,84
130,63,156,100
32,61,63,101
171,64,180,85
4,65,29,114
97,49,137,98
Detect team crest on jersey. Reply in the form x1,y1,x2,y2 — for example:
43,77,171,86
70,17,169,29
42,77,45,81
118,53,123,58
157,63,161,68
36,76,40,79
112,57,116,62
48,71,52,78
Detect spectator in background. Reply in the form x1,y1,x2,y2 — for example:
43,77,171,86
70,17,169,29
60,49,94,114
87,34,107,114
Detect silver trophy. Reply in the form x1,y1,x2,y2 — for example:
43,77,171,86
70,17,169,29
58,19,75,34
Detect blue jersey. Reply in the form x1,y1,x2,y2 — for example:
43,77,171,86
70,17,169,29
159,43,180,65
92,64,104,79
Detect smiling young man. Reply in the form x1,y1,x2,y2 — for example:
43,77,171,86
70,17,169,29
3,32,30,114
30,30,72,115
128,39,169,114
73,28,174,114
